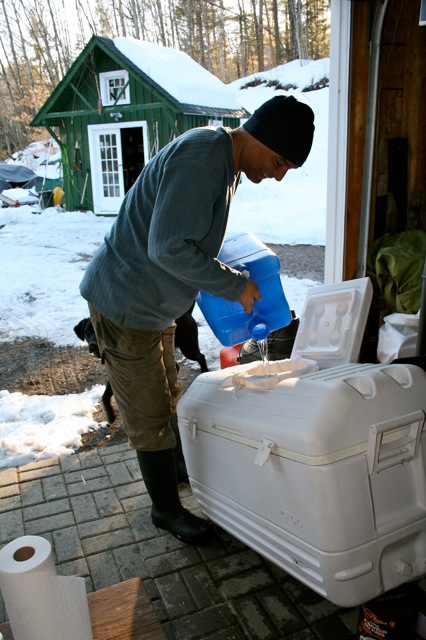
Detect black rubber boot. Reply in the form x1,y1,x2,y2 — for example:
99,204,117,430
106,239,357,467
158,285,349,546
136,448,212,544
170,413,189,483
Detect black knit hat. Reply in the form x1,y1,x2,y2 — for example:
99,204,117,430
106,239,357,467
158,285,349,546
243,95,315,167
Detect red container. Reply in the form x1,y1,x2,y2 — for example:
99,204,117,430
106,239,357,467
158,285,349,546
220,344,241,369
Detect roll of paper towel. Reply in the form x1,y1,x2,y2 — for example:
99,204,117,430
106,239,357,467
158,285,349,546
0,535,93,640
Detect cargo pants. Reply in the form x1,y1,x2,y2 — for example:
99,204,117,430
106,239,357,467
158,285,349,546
88,304,183,451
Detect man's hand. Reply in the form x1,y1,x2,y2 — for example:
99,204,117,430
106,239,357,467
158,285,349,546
237,279,261,314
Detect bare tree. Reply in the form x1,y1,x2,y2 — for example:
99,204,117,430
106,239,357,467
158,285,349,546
150,0,168,45
0,0,330,157
250,0,264,71
195,0,207,68
236,0,249,77
94,0,115,38
271,0,283,66
0,0,24,97
288,0,309,61
216,0,226,81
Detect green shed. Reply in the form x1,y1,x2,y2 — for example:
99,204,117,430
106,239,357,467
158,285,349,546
31,35,248,214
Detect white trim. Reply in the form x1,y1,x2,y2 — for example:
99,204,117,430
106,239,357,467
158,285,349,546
324,0,352,284
87,121,149,215
99,70,130,106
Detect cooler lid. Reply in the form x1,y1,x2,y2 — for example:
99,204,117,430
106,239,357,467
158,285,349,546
291,277,373,369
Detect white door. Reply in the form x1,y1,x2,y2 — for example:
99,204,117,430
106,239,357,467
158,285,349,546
88,121,149,215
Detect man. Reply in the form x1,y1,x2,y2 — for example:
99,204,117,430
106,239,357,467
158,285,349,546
80,95,315,545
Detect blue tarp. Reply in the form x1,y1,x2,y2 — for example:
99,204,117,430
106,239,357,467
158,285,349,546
0,164,39,185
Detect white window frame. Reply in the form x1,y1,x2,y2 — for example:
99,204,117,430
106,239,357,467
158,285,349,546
99,70,130,106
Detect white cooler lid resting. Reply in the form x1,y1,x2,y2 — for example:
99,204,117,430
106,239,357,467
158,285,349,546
291,277,373,369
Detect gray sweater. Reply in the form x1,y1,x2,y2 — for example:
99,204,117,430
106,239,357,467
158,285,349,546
80,126,247,330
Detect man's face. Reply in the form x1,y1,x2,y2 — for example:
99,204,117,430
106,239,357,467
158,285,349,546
241,138,299,184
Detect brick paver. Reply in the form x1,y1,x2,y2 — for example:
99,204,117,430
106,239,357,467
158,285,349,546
1,443,425,639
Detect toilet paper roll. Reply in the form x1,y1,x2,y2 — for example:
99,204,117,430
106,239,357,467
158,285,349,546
0,535,93,640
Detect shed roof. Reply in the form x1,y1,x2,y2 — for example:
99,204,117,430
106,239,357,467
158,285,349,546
31,35,248,126
112,37,243,112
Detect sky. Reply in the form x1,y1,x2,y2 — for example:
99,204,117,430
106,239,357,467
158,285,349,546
0,55,329,469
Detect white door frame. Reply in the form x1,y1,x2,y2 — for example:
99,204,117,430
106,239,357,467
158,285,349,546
88,120,149,215
325,0,352,284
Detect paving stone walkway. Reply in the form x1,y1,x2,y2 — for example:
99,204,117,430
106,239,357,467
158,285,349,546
0,442,422,639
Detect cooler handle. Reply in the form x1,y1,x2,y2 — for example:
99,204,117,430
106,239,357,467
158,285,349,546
367,410,424,475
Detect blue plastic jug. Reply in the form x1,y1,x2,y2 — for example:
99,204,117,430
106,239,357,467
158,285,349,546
197,232,292,346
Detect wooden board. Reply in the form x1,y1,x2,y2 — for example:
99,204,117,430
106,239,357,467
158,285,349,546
0,578,166,640
88,578,166,640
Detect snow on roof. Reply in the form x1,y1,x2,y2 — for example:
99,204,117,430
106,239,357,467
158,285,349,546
113,37,242,110
228,58,330,91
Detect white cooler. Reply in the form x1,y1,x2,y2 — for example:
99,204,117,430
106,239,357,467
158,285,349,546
177,278,426,607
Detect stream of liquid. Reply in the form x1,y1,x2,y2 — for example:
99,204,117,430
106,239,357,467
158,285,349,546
257,338,270,376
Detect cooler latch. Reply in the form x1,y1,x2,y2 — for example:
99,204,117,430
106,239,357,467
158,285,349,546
367,410,425,475
254,439,275,466
186,416,197,439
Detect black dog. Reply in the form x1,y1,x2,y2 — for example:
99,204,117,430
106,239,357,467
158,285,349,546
74,305,208,424
73,317,115,424
175,302,208,374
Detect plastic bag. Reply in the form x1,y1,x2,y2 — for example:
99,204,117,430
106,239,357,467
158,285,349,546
366,230,426,314
377,311,420,363
230,357,319,390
